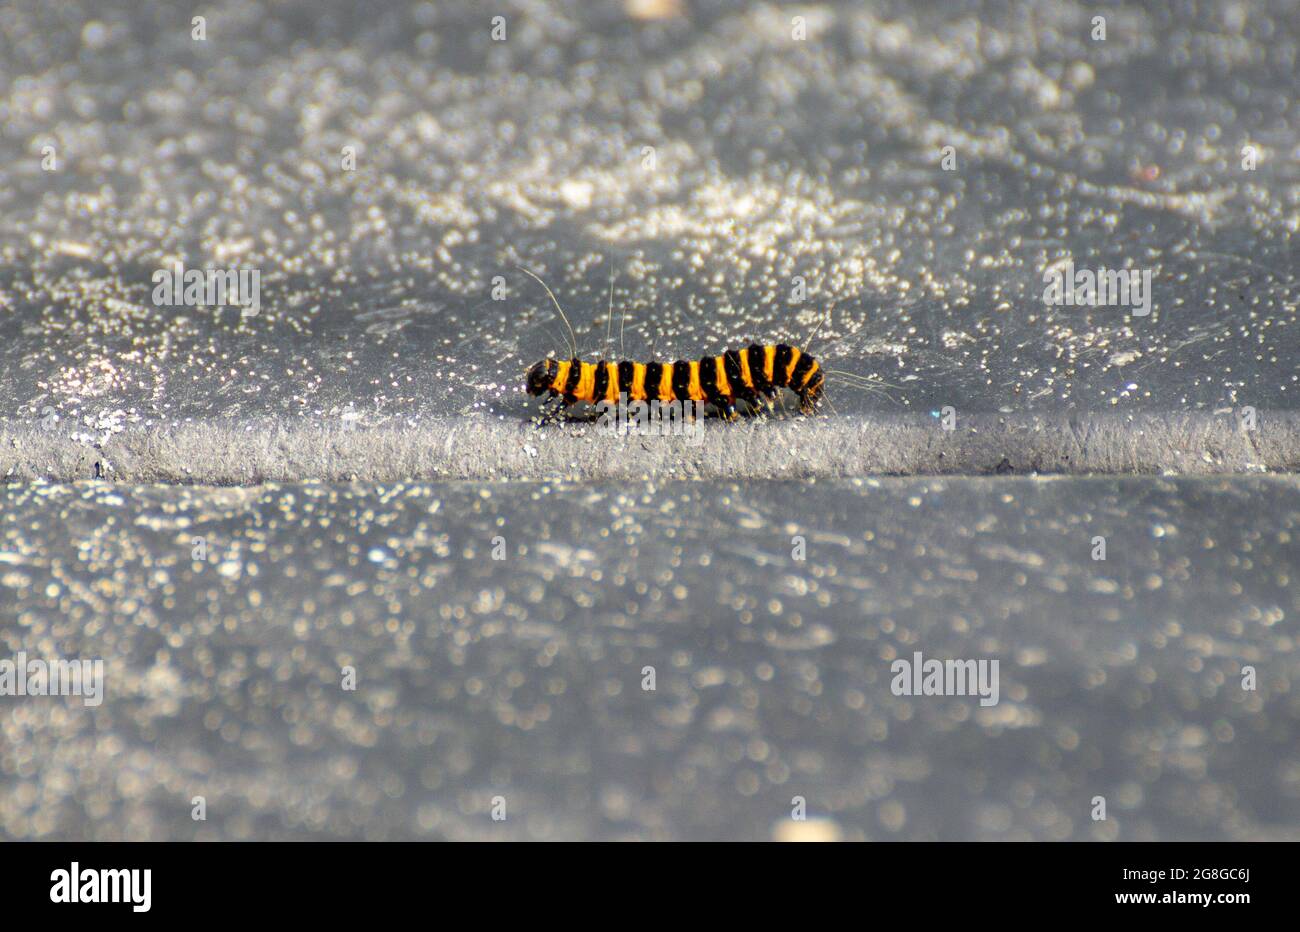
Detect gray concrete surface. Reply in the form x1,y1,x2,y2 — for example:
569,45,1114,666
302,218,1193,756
0,0,1296,482
1,0,1298,843
2,477,1297,840
4,409,1299,484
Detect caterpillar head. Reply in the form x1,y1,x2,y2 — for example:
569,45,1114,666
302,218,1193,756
525,359,554,396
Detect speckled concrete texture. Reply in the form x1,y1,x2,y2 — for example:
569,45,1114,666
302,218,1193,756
2,477,1298,840
0,0,1296,481
1,1,1297,841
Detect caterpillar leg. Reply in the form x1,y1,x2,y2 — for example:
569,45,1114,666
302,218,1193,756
732,388,763,416
536,394,574,427
740,396,776,418
799,379,824,415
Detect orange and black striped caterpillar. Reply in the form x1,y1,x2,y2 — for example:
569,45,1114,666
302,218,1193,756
517,265,848,425
525,343,824,424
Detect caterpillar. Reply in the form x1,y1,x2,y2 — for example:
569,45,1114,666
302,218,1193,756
515,265,880,426
525,343,824,423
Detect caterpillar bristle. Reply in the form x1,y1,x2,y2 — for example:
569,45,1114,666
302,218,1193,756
518,265,579,360
821,368,904,405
